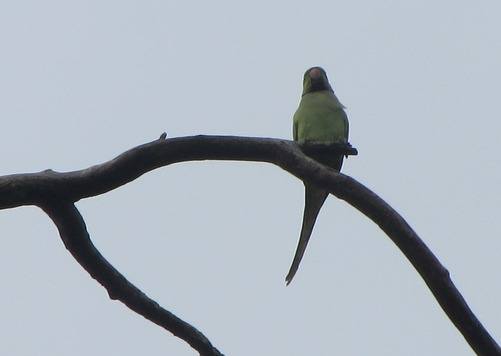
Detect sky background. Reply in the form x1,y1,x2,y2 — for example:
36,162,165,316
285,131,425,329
1,1,500,355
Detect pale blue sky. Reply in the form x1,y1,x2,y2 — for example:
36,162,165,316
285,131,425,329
1,1,500,355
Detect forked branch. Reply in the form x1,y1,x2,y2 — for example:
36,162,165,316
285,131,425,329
0,135,499,356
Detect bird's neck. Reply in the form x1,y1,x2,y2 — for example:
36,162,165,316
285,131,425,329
301,90,345,109
302,85,334,96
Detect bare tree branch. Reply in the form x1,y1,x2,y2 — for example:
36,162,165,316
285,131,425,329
40,201,224,356
0,135,499,355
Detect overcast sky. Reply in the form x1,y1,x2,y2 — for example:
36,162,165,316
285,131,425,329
1,1,500,355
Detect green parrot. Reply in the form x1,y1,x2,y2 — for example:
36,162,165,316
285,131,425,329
285,66,349,285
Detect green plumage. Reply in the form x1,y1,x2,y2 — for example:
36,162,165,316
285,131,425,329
286,67,349,285
293,91,348,144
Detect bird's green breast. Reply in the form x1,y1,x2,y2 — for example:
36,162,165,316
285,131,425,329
293,91,348,144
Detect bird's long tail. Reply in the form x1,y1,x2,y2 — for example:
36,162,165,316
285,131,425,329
285,184,329,285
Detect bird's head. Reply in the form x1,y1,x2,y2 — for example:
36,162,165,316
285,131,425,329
302,66,333,96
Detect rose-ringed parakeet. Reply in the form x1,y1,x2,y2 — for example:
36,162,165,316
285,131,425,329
285,67,349,285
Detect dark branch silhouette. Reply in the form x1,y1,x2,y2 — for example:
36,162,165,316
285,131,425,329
0,135,499,356
41,201,223,356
